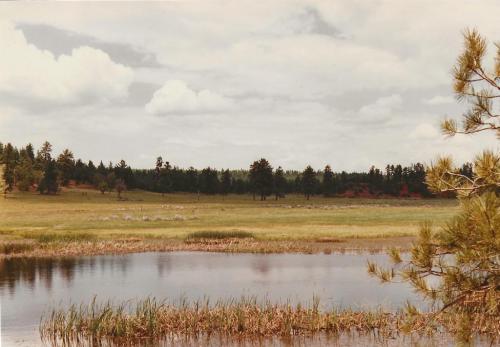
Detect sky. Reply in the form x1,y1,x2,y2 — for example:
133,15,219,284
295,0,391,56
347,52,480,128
0,1,498,171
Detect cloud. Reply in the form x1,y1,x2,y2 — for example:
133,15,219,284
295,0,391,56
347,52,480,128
0,21,134,106
145,80,234,115
410,123,440,139
17,23,161,68
1,2,499,171
358,94,402,123
422,95,455,105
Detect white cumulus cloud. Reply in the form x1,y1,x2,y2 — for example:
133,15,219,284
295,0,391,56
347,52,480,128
410,123,440,139
145,80,234,115
0,21,134,105
358,94,402,123
422,95,455,105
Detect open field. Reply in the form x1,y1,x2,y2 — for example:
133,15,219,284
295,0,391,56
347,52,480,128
0,189,459,256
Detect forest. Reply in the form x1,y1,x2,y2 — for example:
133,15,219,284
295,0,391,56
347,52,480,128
0,141,473,199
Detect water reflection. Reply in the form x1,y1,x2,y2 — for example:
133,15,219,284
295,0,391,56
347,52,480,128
42,332,472,347
2,252,426,346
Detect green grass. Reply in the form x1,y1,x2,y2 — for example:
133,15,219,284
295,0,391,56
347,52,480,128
0,188,459,243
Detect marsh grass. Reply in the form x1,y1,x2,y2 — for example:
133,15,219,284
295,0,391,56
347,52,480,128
22,231,97,243
0,241,35,254
39,296,500,345
40,296,398,342
185,231,255,240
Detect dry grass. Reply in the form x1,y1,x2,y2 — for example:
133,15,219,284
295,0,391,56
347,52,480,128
0,241,35,254
40,297,499,345
0,237,416,258
0,189,458,242
0,189,458,257
22,231,97,243
186,230,255,240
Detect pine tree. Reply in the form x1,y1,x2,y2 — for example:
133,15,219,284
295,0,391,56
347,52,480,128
25,143,35,162
273,166,287,200
106,172,116,193
57,149,75,186
249,159,273,201
0,164,5,196
369,30,499,334
322,165,335,197
15,154,35,191
301,165,317,200
2,143,16,192
220,169,232,195
38,159,59,195
37,141,52,164
199,167,219,194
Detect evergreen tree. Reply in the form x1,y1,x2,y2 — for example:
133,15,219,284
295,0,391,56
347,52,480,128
220,169,232,195
15,154,35,191
199,167,219,194
38,159,58,195
273,166,286,200
185,167,198,193
97,161,107,175
322,165,335,197
0,164,5,196
115,160,135,188
57,149,75,186
301,165,317,200
154,156,164,193
106,172,116,192
157,161,172,195
369,30,499,333
249,159,273,200
37,141,52,165
2,143,16,192
25,143,35,162
155,157,163,178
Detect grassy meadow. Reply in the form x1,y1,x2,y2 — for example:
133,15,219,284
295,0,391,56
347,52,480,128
0,188,458,247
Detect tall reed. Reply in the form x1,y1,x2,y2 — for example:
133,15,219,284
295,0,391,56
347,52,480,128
39,296,500,344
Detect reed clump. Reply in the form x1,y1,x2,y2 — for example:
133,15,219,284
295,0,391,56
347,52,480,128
23,231,97,243
185,231,255,241
0,241,35,254
39,297,500,344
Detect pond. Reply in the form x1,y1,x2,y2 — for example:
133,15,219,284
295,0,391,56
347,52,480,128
0,251,433,346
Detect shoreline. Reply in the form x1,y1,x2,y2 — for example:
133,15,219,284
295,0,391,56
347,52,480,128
0,236,415,259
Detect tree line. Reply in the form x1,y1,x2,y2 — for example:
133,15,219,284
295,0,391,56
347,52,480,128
0,141,473,199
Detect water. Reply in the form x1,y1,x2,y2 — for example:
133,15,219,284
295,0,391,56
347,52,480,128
0,251,430,346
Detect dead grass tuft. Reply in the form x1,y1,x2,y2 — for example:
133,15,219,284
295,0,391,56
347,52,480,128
0,241,35,254
186,231,255,240
39,297,499,344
